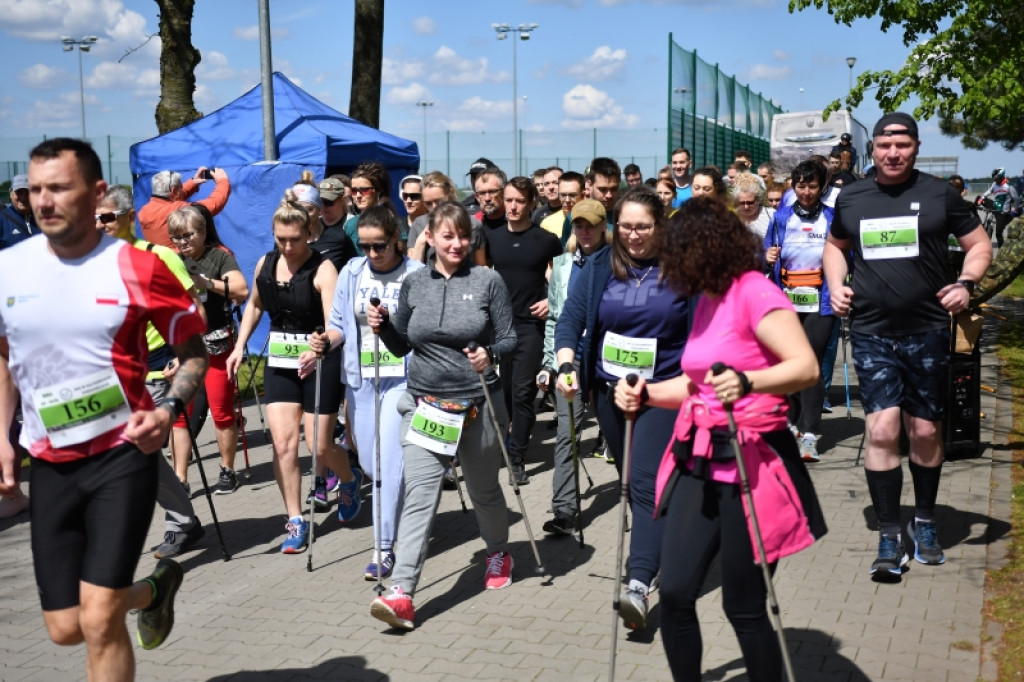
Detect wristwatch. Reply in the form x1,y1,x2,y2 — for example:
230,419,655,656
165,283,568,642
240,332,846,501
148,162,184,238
160,397,186,420
957,279,975,295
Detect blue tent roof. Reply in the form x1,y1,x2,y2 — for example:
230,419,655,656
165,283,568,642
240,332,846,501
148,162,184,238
130,72,419,171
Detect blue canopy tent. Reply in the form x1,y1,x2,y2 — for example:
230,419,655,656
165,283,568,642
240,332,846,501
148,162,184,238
129,72,419,352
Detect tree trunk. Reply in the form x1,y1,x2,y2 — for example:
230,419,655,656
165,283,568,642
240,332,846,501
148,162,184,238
154,0,202,134
349,0,384,128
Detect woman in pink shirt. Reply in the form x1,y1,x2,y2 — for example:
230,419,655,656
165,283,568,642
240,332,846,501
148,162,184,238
615,197,827,682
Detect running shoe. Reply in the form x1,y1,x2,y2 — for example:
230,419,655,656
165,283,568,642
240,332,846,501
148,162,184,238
907,519,946,565
281,517,309,554
137,558,184,650
619,587,649,631
370,585,415,631
799,433,820,463
364,550,396,580
311,476,329,511
337,467,363,522
870,532,908,581
484,551,514,590
509,463,529,486
542,511,579,536
821,397,833,414
326,469,340,493
442,464,458,490
214,467,238,495
154,519,205,559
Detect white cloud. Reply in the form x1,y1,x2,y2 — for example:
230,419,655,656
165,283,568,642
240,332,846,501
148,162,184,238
232,25,291,41
428,46,506,87
457,96,514,119
385,82,430,105
560,84,639,130
382,57,425,86
86,60,136,89
745,64,792,81
566,46,628,81
772,49,789,61
17,63,69,89
197,50,236,81
412,16,436,35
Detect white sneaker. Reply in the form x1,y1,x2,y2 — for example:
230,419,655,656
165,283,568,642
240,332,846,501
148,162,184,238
799,433,820,462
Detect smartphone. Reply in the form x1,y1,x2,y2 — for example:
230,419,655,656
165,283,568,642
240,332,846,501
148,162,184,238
201,169,214,180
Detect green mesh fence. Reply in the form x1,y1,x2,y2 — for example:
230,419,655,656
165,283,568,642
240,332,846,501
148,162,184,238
667,34,783,169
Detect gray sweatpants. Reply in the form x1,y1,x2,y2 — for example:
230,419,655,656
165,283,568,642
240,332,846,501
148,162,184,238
551,387,586,517
390,390,510,597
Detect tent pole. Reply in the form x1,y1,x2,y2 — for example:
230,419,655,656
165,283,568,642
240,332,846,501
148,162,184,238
258,0,277,161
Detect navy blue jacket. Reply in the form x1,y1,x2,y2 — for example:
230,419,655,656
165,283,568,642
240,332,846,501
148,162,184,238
0,204,37,250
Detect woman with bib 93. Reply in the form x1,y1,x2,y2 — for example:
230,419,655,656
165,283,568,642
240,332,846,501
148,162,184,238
227,191,361,554
365,201,516,631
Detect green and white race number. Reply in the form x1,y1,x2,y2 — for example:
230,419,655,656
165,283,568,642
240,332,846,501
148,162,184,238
360,335,404,379
404,401,464,456
784,286,820,313
268,332,311,369
601,331,657,379
33,367,130,447
860,216,919,260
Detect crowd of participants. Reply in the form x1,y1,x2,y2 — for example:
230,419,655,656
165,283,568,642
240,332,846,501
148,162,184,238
0,111,998,680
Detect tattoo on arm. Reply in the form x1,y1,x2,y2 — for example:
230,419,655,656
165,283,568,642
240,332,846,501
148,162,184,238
168,334,210,406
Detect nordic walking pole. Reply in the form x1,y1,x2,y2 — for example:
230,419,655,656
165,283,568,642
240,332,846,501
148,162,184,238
711,363,795,682
841,317,851,421
223,277,252,480
565,374,585,549
240,333,269,441
369,298,386,595
183,417,231,561
467,342,545,576
451,457,469,513
307,326,325,573
609,374,638,682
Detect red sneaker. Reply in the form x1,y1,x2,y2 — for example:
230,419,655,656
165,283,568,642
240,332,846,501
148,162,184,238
370,585,415,631
484,551,514,590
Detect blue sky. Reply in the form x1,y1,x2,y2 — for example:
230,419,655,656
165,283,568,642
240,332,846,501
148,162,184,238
1,0,1020,180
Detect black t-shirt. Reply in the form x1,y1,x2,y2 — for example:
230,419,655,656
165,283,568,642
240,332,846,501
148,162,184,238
189,246,240,330
310,221,357,272
832,170,979,335
482,223,563,323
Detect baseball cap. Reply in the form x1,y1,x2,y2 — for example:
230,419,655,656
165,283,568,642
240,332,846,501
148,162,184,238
570,198,606,227
872,112,919,139
840,133,852,143
318,177,346,201
291,183,322,209
466,157,496,177
11,174,28,191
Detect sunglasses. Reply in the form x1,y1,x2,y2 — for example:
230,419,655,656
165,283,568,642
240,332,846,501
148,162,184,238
357,241,391,253
402,193,422,201
351,186,375,196
321,198,339,207
94,209,128,224
170,232,201,243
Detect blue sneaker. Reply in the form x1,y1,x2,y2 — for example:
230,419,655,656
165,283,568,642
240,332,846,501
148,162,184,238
907,520,945,565
870,532,908,581
337,468,363,522
364,550,396,580
281,517,309,554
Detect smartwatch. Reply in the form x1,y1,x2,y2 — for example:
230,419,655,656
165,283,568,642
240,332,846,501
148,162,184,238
161,397,186,421
956,279,975,295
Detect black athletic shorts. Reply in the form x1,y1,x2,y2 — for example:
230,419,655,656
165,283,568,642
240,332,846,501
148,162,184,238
30,443,159,611
263,348,344,414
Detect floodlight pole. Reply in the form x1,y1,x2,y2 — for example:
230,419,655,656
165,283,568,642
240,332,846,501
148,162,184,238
258,0,277,161
493,22,538,176
416,101,434,171
60,36,98,139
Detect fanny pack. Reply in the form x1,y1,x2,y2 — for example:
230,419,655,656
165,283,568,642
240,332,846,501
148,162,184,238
203,326,233,356
780,267,823,288
415,394,482,423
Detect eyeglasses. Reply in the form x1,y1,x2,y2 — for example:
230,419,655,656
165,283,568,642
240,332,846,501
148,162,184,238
617,223,654,234
737,200,759,208
476,188,502,197
402,193,422,201
350,186,375,196
169,232,201,243
94,209,128,224
357,242,390,253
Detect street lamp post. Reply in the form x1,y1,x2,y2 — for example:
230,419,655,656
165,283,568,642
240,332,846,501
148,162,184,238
846,56,857,92
61,36,99,139
415,100,434,172
492,22,538,176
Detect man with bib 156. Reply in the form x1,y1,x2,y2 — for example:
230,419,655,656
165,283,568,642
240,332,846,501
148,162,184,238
0,138,209,681
823,113,991,582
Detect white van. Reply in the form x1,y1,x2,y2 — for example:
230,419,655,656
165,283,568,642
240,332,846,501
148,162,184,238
770,110,869,179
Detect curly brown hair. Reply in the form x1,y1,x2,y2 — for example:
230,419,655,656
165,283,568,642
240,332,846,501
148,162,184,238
659,197,761,296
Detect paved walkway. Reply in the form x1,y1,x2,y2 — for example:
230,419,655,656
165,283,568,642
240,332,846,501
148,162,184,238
0,307,1014,681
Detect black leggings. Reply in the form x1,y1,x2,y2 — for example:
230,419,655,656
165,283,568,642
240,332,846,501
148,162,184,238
659,470,782,682
793,312,835,435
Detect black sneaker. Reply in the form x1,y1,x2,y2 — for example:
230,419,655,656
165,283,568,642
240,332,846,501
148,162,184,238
542,512,579,536
870,532,909,582
442,465,458,490
214,467,238,495
509,463,529,486
154,520,206,559
907,520,946,565
137,558,184,650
